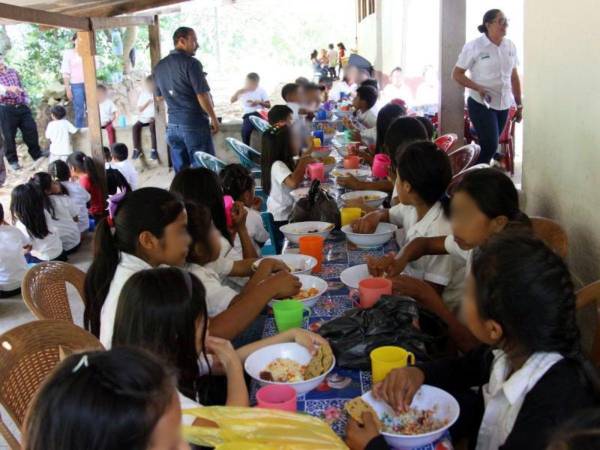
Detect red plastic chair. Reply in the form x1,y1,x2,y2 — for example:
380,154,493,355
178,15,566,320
447,144,481,175
499,107,517,175
434,133,458,152
446,163,489,196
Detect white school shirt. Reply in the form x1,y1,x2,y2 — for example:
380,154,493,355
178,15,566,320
136,90,155,124
267,161,294,222
62,181,90,233
286,102,301,122
100,252,152,348
390,202,465,311
111,160,138,190
0,224,29,291
476,351,563,450
329,80,356,102
444,234,473,276
355,106,377,130
187,262,237,317
15,212,63,261
49,195,80,252
456,35,519,111
240,87,269,114
45,119,78,157
233,207,269,255
327,49,338,67
99,99,117,125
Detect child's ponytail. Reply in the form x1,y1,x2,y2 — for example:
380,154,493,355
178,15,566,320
67,151,102,187
30,172,57,220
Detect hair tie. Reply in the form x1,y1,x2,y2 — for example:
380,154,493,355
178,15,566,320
267,124,285,135
106,187,127,227
72,354,89,373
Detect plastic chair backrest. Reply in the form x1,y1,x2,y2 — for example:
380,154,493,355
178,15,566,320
193,152,227,174
260,212,277,256
254,187,268,213
576,280,600,367
447,144,480,175
434,133,458,152
225,137,261,170
530,216,568,259
249,115,270,133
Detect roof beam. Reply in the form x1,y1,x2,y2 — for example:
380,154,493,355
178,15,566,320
59,0,189,18
0,2,90,29
90,15,155,29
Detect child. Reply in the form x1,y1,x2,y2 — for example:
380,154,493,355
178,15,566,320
0,203,29,298
219,164,269,254
83,187,190,347
109,143,138,190
184,202,297,335
327,43,338,78
132,75,157,160
45,105,78,163
267,104,293,127
23,347,187,450
30,172,80,254
231,72,271,145
67,151,104,221
10,183,65,262
281,83,303,122
351,142,464,312
348,233,600,450
374,103,406,156
303,82,323,111
48,160,90,234
112,267,327,419
97,84,117,146
260,124,313,254
369,168,530,351
415,115,435,140
350,85,379,135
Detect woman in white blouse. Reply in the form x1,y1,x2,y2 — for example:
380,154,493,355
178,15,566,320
452,9,522,165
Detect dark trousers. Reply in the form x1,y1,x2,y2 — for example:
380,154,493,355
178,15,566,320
102,122,116,146
242,112,261,145
0,104,41,164
328,66,337,78
467,97,509,165
132,120,157,152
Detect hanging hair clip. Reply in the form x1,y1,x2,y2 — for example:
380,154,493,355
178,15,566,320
106,187,127,228
267,124,285,135
72,354,89,373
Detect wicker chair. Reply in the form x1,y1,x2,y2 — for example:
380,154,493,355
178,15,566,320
0,320,103,449
576,281,600,367
530,216,569,259
21,261,86,322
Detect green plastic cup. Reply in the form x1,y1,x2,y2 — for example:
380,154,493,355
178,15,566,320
272,300,310,332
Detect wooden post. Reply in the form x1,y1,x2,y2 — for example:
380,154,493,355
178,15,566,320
439,0,466,141
148,15,168,165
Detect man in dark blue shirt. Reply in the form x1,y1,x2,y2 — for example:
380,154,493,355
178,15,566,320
153,27,220,172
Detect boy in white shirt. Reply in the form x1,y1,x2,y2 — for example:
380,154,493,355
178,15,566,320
344,85,379,145
327,43,338,79
0,203,29,298
97,84,117,146
109,143,138,190
132,75,157,161
45,105,78,162
231,72,271,145
281,82,305,122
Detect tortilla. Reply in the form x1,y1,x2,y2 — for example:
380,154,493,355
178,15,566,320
345,397,382,430
304,344,334,379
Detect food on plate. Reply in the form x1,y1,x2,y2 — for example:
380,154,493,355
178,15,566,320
381,407,449,435
319,156,336,165
362,195,382,201
345,397,383,430
304,345,334,379
294,287,319,300
259,358,304,382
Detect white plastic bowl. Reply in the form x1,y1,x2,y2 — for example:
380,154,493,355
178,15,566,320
280,221,334,244
269,274,328,308
340,264,370,289
331,168,371,180
245,342,336,395
252,254,318,275
361,386,460,449
311,147,332,159
341,190,388,208
342,223,398,248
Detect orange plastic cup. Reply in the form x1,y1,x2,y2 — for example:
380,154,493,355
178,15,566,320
344,155,360,169
358,278,392,309
299,235,325,273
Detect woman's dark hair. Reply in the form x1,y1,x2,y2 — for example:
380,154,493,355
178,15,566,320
185,202,217,266
84,188,185,337
396,141,452,214
30,172,57,220
10,183,50,239
23,347,176,450
472,232,600,394
169,168,232,244
310,50,318,60
48,160,71,182
375,103,406,154
384,117,428,170
268,105,293,125
113,267,208,402
454,168,529,225
67,151,101,187
548,408,600,450
261,125,296,196
478,9,502,34
219,164,254,201
415,116,435,140
50,105,67,120
337,42,346,50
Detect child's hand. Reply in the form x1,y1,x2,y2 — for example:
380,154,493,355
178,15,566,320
345,413,381,450
298,154,315,167
205,336,242,375
265,271,302,299
291,329,330,355
367,253,396,277
230,201,248,231
336,175,362,190
258,258,290,274
351,212,380,234
251,196,263,211
373,367,425,413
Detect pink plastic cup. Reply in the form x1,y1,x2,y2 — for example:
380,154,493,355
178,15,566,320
343,155,360,169
359,278,392,309
223,195,234,228
372,154,392,178
307,162,325,182
256,384,297,412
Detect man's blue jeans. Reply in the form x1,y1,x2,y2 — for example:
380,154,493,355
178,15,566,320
167,123,215,172
467,97,509,165
71,83,87,128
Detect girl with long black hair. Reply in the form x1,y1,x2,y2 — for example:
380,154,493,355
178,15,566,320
67,151,105,221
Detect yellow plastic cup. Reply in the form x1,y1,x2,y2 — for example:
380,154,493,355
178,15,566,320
340,207,363,227
370,346,415,383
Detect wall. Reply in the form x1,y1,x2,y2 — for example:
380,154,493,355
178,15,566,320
523,0,600,284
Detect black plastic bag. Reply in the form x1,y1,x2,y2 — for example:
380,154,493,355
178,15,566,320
318,296,448,370
289,180,341,229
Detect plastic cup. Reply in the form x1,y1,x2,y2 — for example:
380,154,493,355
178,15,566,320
343,155,360,169
223,195,234,228
256,384,297,412
312,130,325,141
372,154,392,178
358,278,392,309
313,137,322,147
273,300,310,332
340,207,363,227
370,346,416,383
299,235,325,272
307,162,325,182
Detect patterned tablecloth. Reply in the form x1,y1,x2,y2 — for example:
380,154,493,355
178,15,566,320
252,231,453,450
